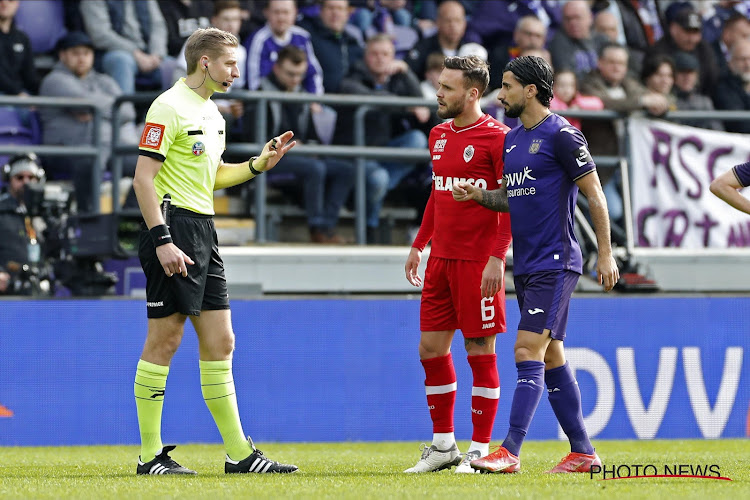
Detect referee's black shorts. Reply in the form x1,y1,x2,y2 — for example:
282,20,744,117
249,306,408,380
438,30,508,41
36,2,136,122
139,208,230,318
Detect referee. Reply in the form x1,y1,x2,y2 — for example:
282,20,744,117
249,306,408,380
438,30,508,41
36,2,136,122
132,27,297,475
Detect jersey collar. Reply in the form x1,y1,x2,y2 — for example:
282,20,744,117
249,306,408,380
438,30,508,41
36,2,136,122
524,112,553,131
450,114,491,133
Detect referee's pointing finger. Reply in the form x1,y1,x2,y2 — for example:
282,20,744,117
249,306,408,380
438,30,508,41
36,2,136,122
181,253,195,276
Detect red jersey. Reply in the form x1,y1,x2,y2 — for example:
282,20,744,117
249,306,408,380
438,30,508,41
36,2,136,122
413,114,512,261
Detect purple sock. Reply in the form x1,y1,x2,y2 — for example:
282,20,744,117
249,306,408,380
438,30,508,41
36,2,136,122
502,360,545,457
545,362,594,455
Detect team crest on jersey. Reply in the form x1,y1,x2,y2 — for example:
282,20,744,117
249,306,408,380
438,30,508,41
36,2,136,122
463,145,475,163
529,139,544,154
192,141,205,156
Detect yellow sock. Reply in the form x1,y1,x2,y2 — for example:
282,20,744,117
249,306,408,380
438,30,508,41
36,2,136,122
134,359,168,462
200,359,252,461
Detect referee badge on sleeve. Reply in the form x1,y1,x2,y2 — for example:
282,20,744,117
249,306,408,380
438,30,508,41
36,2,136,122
140,123,165,149
192,141,205,156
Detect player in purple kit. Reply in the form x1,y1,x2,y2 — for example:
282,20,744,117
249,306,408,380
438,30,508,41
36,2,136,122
244,0,323,94
452,55,619,474
710,162,750,215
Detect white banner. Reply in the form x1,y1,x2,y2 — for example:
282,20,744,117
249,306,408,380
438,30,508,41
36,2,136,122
628,117,750,248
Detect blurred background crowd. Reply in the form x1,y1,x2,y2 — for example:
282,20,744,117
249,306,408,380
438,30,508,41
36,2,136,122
1,0,749,295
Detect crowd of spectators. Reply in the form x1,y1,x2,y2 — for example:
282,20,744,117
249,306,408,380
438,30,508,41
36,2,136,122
1,0,750,246
244,44,356,243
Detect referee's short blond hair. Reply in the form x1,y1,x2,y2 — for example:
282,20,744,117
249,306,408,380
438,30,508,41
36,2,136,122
185,27,239,75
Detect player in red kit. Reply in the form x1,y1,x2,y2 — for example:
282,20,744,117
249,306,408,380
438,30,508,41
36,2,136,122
404,55,512,473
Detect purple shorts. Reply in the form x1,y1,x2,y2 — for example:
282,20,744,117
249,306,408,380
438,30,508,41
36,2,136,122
514,270,580,340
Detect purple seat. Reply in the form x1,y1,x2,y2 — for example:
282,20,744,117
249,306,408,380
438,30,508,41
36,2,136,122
15,0,67,54
392,25,419,59
0,107,33,139
0,107,35,173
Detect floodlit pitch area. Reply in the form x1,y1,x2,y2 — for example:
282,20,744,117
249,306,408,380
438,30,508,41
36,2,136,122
0,440,747,499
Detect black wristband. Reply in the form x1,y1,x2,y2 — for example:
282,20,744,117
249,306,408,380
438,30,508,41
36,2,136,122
249,157,263,176
150,224,172,247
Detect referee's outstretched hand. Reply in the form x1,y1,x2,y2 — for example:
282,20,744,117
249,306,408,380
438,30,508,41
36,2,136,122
253,130,297,173
156,243,195,278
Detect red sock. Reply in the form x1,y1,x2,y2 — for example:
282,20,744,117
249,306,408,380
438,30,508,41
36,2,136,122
468,353,500,444
421,353,457,433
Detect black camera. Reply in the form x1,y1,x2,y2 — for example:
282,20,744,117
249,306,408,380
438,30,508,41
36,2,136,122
20,182,119,296
23,181,72,219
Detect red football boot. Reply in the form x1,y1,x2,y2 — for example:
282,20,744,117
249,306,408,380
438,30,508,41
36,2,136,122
547,452,602,473
469,446,520,473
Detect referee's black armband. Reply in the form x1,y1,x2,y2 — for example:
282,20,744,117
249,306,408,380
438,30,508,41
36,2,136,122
149,224,173,247
249,157,263,176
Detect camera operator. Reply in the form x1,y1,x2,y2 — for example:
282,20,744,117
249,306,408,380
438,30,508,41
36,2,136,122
0,153,47,295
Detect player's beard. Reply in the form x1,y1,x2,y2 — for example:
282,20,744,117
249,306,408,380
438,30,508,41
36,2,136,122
504,100,525,118
436,96,467,119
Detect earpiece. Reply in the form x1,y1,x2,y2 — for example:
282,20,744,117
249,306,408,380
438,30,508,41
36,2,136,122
204,61,229,87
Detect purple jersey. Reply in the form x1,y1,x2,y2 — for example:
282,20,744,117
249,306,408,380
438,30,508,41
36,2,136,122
502,114,595,275
244,25,324,94
733,162,750,187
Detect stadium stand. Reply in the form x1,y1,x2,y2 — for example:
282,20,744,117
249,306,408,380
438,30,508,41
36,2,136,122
14,0,68,70
1,0,750,295
0,107,37,174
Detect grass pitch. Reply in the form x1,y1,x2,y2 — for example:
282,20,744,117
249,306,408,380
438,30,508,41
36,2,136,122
0,440,747,499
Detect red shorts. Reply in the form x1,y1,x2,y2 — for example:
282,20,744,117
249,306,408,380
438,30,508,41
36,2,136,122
420,256,506,337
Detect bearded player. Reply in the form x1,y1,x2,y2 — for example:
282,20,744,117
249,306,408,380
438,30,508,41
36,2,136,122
404,55,512,474
454,56,619,474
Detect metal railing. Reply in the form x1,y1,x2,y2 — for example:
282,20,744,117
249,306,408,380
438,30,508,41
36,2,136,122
19,91,741,250
0,95,105,212
110,92,630,244
2,92,747,257
111,91,443,244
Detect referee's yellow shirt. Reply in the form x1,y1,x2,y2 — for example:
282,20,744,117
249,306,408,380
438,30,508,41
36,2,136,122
138,78,226,215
